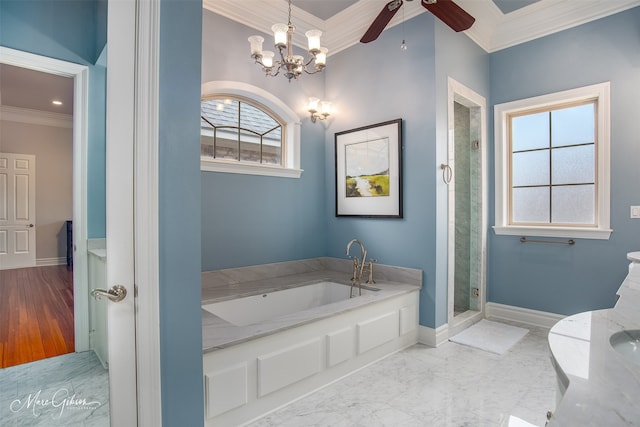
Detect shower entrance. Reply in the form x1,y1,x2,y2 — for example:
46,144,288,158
446,78,487,335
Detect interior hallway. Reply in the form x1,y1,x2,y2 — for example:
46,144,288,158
249,322,556,427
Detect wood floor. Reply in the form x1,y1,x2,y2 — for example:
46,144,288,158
0,265,75,368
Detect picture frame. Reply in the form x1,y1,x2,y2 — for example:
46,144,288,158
335,118,403,218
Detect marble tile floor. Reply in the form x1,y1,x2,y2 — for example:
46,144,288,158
0,351,109,427
249,322,557,427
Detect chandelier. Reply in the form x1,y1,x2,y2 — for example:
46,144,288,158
248,0,328,81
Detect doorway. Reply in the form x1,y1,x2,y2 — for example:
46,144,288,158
0,63,76,366
0,47,109,425
446,78,487,336
0,47,93,355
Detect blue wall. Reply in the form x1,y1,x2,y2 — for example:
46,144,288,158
200,11,326,271
0,0,107,238
324,15,489,328
200,11,490,328
488,7,640,315
158,0,204,424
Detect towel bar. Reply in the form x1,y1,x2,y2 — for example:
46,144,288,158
520,236,575,245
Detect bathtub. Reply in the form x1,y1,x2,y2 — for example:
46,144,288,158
201,261,421,426
202,281,375,327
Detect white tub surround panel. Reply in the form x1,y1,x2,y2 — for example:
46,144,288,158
357,311,400,354
201,258,421,426
205,363,248,418
327,327,354,367
547,262,640,425
257,339,322,397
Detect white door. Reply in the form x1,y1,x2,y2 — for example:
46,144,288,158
0,152,36,270
103,0,138,424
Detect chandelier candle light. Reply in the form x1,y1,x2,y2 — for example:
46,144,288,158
248,0,328,81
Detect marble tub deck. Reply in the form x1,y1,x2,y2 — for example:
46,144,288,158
201,262,422,352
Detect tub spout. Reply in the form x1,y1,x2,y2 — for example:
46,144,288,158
346,239,367,297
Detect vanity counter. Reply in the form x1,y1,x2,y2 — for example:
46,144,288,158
548,263,640,426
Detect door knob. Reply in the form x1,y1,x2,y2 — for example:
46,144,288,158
91,285,127,302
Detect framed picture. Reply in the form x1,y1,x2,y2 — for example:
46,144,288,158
335,118,403,218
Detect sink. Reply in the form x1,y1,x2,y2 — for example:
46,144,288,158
610,330,640,366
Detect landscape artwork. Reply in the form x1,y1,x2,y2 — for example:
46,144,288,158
344,138,390,198
334,118,402,218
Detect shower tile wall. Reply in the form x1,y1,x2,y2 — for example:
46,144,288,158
454,102,471,313
454,102,482,315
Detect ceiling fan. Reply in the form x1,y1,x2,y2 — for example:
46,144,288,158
360,0,475,43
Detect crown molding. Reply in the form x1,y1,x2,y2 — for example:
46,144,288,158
0,105,73,128
203,0,427,56
204,0,640,55
457,0,640,52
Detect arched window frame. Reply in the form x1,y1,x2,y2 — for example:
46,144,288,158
201,81,302,178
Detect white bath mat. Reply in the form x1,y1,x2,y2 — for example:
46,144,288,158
449,319,528,355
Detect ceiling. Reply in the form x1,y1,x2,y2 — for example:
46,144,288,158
0,63,73,116
293,0,542,20
204,0,640,54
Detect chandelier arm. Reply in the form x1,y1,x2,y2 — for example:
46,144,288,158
302,55,316,68
267,66,281,77
277,45,288,63
302,67,323,75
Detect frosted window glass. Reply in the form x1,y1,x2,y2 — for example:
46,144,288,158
552,185,595,224
552,145,594,185
512,150,549,186
512,187,549,223
512,112,549,151
551,103,594,147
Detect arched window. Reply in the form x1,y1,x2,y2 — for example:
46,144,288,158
200,81,302,178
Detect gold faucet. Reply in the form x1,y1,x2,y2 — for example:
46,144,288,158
346,239,367,297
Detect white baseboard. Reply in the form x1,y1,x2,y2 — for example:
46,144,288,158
36,257,67,266
486,302,565,329
418,303,564,347
418,324,449,347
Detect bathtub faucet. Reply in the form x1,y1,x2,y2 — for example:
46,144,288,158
346,239,367,297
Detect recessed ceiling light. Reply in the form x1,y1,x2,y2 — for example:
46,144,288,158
52,100,63,106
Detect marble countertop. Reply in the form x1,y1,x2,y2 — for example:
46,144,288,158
548,262,640,426
87,248,107,259
201,258,422,353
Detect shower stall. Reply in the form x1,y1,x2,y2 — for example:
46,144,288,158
446,78,487,334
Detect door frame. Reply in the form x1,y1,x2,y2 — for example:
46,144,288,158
0,46,91,352
446,77,488,337
110,0,162,424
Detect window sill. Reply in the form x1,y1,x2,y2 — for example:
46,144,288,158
493,225,612,240
200,159,303,178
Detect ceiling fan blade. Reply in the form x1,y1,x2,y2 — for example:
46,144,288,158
360,0,403,43
422,0,475,32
